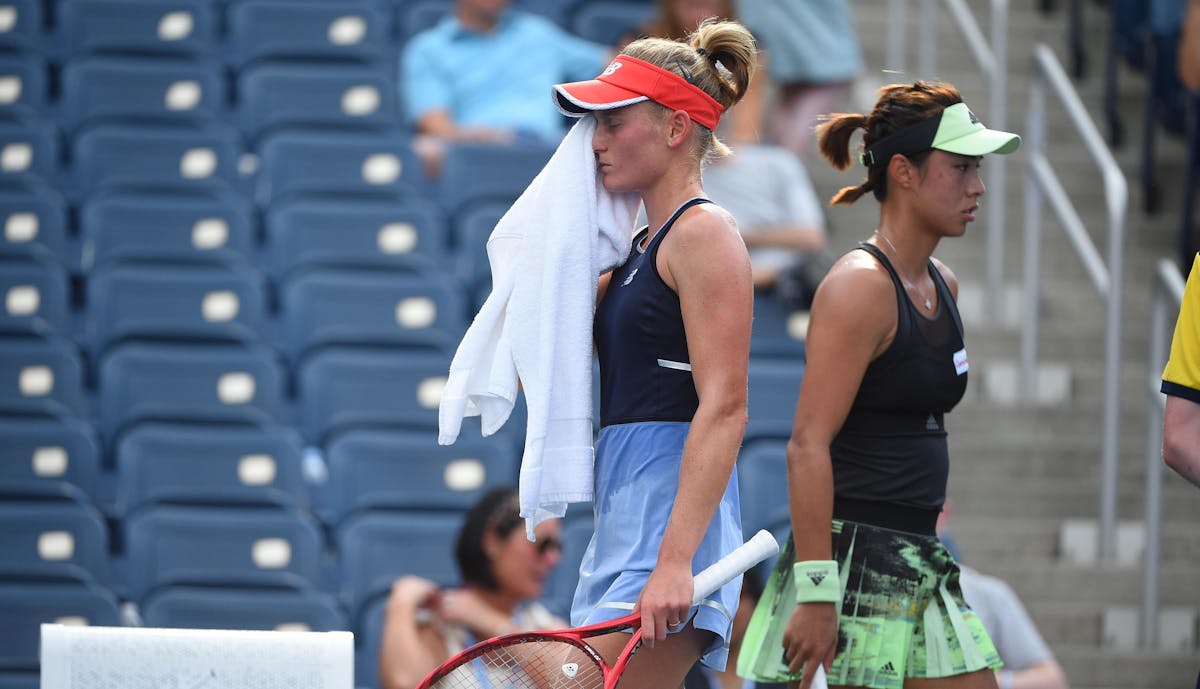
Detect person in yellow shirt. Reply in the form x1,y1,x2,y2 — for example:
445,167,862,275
1161,253,1200,489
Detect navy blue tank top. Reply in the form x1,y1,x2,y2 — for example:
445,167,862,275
830,242,969,510
594,198,709,427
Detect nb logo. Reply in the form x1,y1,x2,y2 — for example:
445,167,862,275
602,61,623,77
622,268,639,286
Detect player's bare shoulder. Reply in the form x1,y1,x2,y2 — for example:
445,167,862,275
814,246,896,309
930,256,959,299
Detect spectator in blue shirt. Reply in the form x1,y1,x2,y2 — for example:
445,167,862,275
401,0,610,172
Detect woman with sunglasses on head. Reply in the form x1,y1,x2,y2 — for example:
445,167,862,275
378,487,563,689
738,81,1020,689
550,18,757,689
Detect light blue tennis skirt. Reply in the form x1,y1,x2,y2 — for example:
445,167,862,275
570,421,744,670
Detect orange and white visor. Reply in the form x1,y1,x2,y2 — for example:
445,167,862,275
553,55,724,131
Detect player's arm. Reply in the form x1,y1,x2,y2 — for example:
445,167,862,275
782,252,897,686
1163,395,1200,488
638,204,753,644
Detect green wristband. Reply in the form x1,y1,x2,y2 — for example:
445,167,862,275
793,560,840,604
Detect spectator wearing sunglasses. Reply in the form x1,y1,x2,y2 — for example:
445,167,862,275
378,487,564,689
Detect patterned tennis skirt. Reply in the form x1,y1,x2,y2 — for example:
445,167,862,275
739,519,1002,688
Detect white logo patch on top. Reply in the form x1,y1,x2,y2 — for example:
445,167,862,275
953,347,969,376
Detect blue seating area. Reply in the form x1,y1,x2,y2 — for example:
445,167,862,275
0,3,810,688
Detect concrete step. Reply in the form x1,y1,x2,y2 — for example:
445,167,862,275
945,472,1200,522
948,516,1200,564
978,562,1199,607
1056,645,1200,689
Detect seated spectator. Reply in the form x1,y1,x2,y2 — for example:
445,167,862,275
400,0,610,172
701,141,829,306
377,486,564,689
738,0,864,156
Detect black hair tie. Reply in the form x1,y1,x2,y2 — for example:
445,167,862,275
695,47,709,59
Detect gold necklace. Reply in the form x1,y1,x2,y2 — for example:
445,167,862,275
874,230,933,311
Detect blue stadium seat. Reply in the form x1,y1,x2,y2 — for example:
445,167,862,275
0,0,44,53
0,336,86,418
280,268,466,362
736,438,789,538
265,196,446,279
256,130,427,207
115,422,306,515
123,504,323,601
394,0,452,42
85,262,267,355
0,183,68,265
539,509,593,619
0,53,46,118
0,492,110,584
228,1,389,67
451,199,507,304
235,62,397,142
744,357,803,443
60,56,226,134
71,123,243,202
336,509,462,615
98,342,285,441
140,583,347,631
0,254,71,337
322,428,518,523
80,189,254,270
438,142,555,221
0,580,120,671
0,121,58,188
296,346,450,442
567,0,655,45
55,0,217,59
750,292,808,360
0,670,37,689
0,415,100,501
354,595,387,689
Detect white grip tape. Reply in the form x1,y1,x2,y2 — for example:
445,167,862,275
691,529,780,604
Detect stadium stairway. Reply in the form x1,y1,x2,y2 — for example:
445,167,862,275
801,3,1199,687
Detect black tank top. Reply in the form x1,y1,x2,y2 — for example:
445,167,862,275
594,198,709,427
830,242,969,510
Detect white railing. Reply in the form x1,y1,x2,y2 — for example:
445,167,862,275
1023,44,1127,561
1141,259,1184,648
885,0,1010,317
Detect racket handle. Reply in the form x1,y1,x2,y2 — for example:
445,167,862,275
692,529,780,604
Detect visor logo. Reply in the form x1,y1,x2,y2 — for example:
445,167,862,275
602,61,623,77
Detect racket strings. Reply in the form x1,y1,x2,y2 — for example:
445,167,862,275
427,639,606,689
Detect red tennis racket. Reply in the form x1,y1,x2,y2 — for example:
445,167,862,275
416,529,779,689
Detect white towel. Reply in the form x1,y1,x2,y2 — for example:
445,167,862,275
438,118,639,539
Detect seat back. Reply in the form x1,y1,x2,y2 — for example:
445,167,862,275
0,183,68,264
438,142,555,222
236,62,397,142
336,509,462,615
280,268,465,362
296,346,449,442
123,504,323,601
0,336,86,417
85,262,267,355
256,130,427,207
0,416,100,500
0,254,71,337
0,494,110,584
265,196,446,279
0,121,58,187
0,580,120,671
744,357,804,443
60,56,225,134
56,0,217,59
140,584,347,632
228,0,389,67
322,428,518,523
98,342,285,440
115,422,305,515
80,190,254,270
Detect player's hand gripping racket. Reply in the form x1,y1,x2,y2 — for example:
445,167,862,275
416,529,780,689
